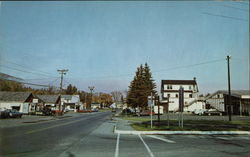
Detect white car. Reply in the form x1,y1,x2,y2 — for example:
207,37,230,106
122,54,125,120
193,109,208,115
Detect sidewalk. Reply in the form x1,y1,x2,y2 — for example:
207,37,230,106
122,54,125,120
113,117,135,131
113,117,250,135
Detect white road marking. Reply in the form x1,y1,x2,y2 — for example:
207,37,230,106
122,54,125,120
138,134,155,157
147,135,176,143
115,133,120,157
216,137,232,140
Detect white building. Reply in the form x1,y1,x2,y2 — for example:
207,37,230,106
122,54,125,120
0,91,40,114
161,78,205,112
61,95,81,112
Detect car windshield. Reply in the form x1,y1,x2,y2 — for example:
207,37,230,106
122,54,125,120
0,1,249,157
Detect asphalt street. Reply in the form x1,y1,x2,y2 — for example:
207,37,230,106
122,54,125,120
0,112,113,157
0,112,250,157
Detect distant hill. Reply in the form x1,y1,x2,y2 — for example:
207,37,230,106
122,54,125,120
0,72,23,82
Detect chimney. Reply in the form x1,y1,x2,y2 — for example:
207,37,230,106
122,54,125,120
193,77,196,81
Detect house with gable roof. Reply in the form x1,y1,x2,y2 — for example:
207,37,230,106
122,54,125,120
0,91,41,114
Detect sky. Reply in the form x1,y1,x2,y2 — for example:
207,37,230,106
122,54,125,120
0,1,249,94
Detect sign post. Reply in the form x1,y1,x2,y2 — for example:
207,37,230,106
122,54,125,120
179,87,184,128
148,93,154,129
167,96,170,128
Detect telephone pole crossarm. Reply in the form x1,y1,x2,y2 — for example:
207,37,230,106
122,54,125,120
57,69,69,92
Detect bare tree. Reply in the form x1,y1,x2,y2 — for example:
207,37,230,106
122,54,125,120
111,91,123,103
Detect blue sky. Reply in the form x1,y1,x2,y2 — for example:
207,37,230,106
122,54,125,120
0,1,249,94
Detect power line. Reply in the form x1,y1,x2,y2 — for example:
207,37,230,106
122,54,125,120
24,77,59,81
2,59,56,76
154,59,224,73
0,65,56,77
202,12,249,22
66,58,225,80
236,1,250,6
220,4,249,12
0,77,51,87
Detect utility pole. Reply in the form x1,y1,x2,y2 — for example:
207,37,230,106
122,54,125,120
57,69,68,92
57,69,68,114
227,55,232,121
157,95,160,123
88,86,95,109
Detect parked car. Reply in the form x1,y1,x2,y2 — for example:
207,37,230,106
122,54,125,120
8,109,23,118
204,109,223,116
0,109,10,119
139,110,155,116
192,109,208,115
91,108,99,112
78,109,92,113
42,108,52,116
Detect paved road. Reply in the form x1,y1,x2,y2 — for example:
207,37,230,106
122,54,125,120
1,112,250,157
0,112,113,157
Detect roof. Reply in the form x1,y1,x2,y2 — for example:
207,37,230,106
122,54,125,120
61,95,72,100
37,95,60,103
61,95,80,103
0,91,32,102
206,90,250,99
161,80,197,85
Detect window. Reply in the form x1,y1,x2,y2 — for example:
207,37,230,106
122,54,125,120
189,94,192,98
189,85,192,90
167,94,171,97
167,85,172,89
217,94,220,98
176,94,178,98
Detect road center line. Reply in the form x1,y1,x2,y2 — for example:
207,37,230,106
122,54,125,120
138,134,155,157
115,133,120,157
147,135,176,143
25,114,104,134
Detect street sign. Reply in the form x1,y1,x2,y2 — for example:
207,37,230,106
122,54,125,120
148,96,155,107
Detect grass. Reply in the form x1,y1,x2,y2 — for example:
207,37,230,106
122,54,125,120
120,116,151,122
129,119,250,131
98,108,112,112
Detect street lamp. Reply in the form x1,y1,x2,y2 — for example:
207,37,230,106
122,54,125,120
88,86,95,109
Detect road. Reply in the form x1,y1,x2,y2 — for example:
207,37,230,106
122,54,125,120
0,112,114,157
1,112,250,157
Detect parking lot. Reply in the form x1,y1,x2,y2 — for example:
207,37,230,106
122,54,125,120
114,134,250,157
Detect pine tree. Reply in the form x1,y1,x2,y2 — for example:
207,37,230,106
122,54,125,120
127,63,156,111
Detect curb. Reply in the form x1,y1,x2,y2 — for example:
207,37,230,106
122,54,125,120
114,120,250,135
115,129,250,135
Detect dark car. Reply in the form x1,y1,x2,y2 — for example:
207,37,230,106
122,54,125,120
0,109,10,119
204,109,223,116
8,109,23,118
42,107,52,116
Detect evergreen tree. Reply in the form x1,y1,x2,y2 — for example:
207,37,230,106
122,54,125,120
127,63,156,111
65,84,78,94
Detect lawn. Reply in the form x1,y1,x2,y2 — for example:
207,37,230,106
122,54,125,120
129,119,250,131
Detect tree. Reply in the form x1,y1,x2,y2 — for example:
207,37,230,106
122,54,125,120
127,63,156,110
111,91,123,102
0,80,25,91
65,84,78,94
